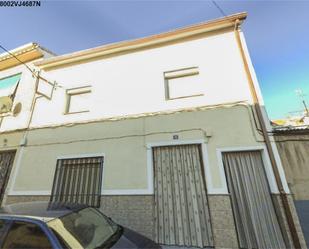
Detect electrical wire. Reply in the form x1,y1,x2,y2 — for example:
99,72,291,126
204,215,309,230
211,0,227,17
20,128,208,147
0,44,65,89
0,44,35,75
211,1,281,136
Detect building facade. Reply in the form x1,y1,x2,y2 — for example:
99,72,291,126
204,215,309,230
0,13,306,248
0,42,53,205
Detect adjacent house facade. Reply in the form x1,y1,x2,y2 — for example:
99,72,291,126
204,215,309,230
0,42,53,204
273,126,309,248
0,13,306,248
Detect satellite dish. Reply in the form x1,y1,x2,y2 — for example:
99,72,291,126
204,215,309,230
0,96,13,114
13,102,22,116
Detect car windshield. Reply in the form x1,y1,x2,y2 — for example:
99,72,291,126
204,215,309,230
47,207,121,249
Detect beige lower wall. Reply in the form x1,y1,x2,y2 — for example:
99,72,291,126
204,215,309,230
9,104,264,193
0,131,25,150
2,106,307,248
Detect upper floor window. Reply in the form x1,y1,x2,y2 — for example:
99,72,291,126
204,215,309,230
0,73,21,113
65,86,91,114
164,67,203,100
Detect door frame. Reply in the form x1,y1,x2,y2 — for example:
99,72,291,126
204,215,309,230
218,146,288,248
148,139,214,246
147,139,212,195
216,145,283,194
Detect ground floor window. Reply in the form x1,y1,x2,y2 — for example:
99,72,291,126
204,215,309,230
50,156,104,207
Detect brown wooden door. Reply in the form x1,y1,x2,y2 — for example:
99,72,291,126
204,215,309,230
0,151,16,204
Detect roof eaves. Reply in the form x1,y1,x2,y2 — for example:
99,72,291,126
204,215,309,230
35,12,247,70
0,43,57,71
37,45,57,57
0,42,39,62
273,125,309,133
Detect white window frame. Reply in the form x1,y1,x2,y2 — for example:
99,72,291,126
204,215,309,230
164,67,203,100
216,145,289,194
147,139,213,195
64,86,91,114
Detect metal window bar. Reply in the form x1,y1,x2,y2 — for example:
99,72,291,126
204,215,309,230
50,156,104,207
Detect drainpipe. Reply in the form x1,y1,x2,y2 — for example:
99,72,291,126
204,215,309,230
234,20,301,249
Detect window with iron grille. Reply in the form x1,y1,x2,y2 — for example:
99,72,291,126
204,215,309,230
50,156,104,207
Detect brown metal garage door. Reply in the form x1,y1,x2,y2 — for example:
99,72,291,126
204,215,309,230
153,144,213,248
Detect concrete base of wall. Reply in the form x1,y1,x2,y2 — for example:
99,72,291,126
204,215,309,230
4,195,237,248
272,194,308,249
4,194,307,249
99,195,155,240
208,195,239,249
4,195,155,240
99,195,240,248
5,195,49,205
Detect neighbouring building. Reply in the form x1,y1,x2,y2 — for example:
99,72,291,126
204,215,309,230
0,42,53,204
273,114,309,127
0,13,307,248
273,125,309,248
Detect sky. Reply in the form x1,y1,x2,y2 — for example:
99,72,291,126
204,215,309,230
0,0,308,120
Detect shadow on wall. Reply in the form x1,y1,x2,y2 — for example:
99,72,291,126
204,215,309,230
295,201,309,248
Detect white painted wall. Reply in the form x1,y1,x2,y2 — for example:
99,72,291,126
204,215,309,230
0,48,55,133
0,64,36,132
31,31,254,128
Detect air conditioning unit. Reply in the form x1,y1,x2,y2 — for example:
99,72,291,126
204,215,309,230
0,96,13,114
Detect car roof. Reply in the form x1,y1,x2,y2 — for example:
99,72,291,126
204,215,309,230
0,201,88,222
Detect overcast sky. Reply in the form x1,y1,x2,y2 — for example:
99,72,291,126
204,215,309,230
0,0,308,120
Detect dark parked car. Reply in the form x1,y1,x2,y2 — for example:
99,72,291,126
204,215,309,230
0,201,160,249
